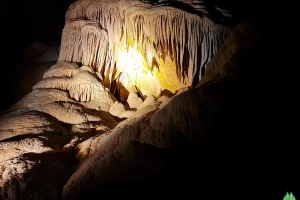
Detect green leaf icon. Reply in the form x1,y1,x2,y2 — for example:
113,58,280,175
284,192,296,200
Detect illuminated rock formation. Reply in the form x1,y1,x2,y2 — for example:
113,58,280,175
60,17,244,196
62,20,258,199
59,0,232,98
0,1,239,199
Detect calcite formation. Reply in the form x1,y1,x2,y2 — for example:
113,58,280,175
0,1,240,199
59,0,232,98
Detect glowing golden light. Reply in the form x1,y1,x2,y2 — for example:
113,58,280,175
116,45,187,98
117,47,144,73
116,46,161,97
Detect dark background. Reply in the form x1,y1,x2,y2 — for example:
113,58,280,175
1,0,73,110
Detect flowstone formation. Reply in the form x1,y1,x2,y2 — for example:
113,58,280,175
0,0,240,199
59,0,232,99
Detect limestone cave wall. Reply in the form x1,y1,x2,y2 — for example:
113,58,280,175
0,0,297,200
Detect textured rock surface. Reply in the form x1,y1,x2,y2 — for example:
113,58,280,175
43,62,79,79
34,68,115,104
0,153,66,200
59,0,232,97
0,110,68,141
61,19,260,199
0,138,52,162
109,101,126,117
0,1,272,199
125,92,143,109
0,60,119,199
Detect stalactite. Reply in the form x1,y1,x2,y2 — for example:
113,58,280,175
81,22,108,73
59,0,232,96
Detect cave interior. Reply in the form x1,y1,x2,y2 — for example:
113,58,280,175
0,0,297,199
